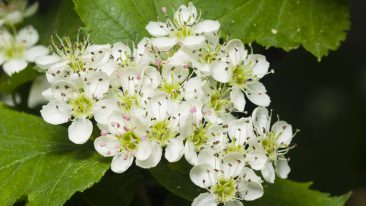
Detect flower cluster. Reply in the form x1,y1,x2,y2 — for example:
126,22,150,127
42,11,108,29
0,0,47,76
39,3,296,206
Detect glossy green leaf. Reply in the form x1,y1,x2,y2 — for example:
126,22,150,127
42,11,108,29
150,160,350,205
74,0,349,59
0,107,109,206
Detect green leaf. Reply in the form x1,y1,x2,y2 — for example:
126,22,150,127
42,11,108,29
0,107,109,206
150,160,350,205
66,169,143,206
26,0,83,44
248,179,351,206
0,67,38,94
74,0,349,60
150,159,203,201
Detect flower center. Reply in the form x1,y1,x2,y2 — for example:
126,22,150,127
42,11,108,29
69,95,94,118
188,124,209,151
118,93,139,111
147,120,174,146
200,45,221,64
173,24,192,39
225,142,246,154
4,42,25,59
212,177,237,204
210,90,229,112
230,65,253,87
160,81,181,100
261,131,279,160
118,131,141,151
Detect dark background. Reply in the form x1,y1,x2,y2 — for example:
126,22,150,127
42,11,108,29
264,0,366,205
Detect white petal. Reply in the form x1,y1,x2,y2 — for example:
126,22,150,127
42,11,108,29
225,39,247,66
222,152,245,178
0,53,5,65
184,141,198,165
245,80,270,106
165,138,184,162
94,135,120,157
145,22,169,37
167,47,193,66
16,25,39,47
40,101,71,125
24,2,39,17
228,118,251,144
93,99,119,125
111,153,134,173
230,88,245,112
151,37,177,51
197,148,220,169
238,180,264,201
192,193,217,206
275,156,291,179
68,118,93,144
226,201,243,206
247,150,268,170
4,11,22,25
190,164,217,188
135,140,153,161
261,161,275,183
242,167,263,183
135,141,162,168
194,20,220,34
111,42,131,61
252,107,270,135
35,54,61,70
25,45,49,62
3,59,28,76
84,72,110,99
247,54,269,79
210,61,231,83
182,36,205,50
272,121,293,145
28,76,49,108
174,3,197,26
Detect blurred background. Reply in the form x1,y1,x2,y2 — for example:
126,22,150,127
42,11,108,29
264,0,366,205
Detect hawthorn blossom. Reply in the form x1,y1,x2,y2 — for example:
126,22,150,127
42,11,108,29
0,0,38,26
0,26,48,76
250,107,295,183
190,152,264,206
145,3,220,51
211,39,271,110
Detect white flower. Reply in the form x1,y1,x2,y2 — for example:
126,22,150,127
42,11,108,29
40,74,110,144
211,39,271,108
0,26,48,76
36,36,111,83
190,152,263,206
251,107,295,183
0,0,38,26
94,112,158,173
145,2,220,51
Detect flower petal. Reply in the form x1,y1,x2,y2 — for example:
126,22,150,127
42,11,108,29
192,193,217,206
184,141,198,165
252,107,270,135
272,121,293,145
135,140,153,161
182,36,205,50
247,54,269,79
151,37,177,51
68,118,93,144
245,80,270,106
25,45,49,62
194,20,220,34
93,99,119,125
261,161,275,183
3,59,28,76
225,39,247,66
230,87,245,112
94,135,120,157
222,152,245,178
210,61,231,83
111,153,134,173
247,150,268,170
275,156,291,179
226,201,243,206
16,25,39,47
40,101,71,125
190,164,217,188
165,138,184,162
238,180,264,201
145,21,169,37
135,141,162,168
